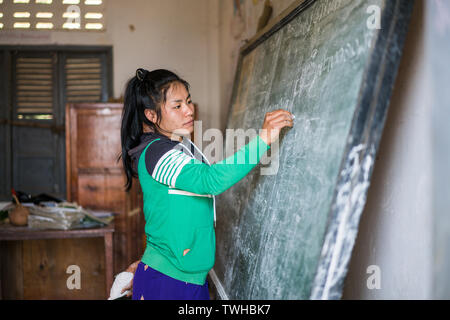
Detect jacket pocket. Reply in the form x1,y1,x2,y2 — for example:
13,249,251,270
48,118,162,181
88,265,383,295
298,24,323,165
178,226,215,273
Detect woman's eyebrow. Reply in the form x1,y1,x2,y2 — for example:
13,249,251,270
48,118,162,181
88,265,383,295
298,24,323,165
171,94,191,103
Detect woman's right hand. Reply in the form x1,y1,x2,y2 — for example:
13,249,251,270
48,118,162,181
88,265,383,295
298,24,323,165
259,109,294,146
121,260,140,297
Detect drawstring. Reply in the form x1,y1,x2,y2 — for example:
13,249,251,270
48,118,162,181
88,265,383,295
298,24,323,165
178,138,217,228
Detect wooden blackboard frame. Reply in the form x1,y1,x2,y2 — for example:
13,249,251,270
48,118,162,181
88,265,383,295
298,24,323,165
212,0,415,300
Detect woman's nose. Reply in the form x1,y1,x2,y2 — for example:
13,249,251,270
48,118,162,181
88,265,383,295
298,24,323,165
184,103,194,116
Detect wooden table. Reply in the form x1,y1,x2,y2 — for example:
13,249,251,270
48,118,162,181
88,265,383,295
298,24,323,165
0,223,114,299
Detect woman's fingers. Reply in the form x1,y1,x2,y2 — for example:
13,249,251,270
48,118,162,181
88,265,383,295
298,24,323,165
270,114,294,128
267,110,294,123
126,288,133,297
266,109,291,119
260,109,294,145
274,120,294,129
273,117,294,125
271,113,294,123
121,280,133,294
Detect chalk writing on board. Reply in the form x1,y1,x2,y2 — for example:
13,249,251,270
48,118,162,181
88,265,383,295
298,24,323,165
217,0,381,299
293,29,374,99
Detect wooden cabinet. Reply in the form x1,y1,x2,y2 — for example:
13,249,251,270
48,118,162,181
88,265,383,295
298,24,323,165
0,225,114,300
66,103,145,276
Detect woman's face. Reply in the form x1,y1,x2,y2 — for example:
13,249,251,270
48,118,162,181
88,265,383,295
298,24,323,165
145,81,195,141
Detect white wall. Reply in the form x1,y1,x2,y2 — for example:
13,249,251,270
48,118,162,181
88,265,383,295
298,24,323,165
343,0,433,299
107,0,221,131
429,0,450,299
0,0,220,131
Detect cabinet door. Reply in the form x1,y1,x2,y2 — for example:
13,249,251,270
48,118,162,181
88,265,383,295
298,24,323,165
66,104,122,201
66,103,144,274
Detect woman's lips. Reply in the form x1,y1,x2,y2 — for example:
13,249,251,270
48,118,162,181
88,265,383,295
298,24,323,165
184,120,194,126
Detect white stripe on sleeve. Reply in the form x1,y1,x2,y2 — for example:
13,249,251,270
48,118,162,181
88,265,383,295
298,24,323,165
153,149,179,181
169,156,192,187
152,149,192,186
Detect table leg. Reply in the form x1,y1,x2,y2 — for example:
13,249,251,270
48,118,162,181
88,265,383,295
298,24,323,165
104,232,113,299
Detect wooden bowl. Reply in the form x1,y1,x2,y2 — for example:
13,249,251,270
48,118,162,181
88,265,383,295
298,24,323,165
9,205,29,226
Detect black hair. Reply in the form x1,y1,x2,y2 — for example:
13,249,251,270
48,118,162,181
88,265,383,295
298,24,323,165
119,68,190,191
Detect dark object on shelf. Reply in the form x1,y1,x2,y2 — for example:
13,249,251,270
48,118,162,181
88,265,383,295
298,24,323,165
12,191,63,205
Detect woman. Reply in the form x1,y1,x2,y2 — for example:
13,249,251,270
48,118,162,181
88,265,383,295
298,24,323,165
120,68,294,300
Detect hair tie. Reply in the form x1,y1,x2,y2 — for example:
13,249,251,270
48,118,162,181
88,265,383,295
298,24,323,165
136,68,147,82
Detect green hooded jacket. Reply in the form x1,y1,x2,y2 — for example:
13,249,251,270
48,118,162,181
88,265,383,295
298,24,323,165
135,133,270,285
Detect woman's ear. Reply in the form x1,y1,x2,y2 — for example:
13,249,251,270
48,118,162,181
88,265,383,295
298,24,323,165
144,109,157,124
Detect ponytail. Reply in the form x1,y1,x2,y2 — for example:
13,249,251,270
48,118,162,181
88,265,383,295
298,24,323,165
119,68,190,191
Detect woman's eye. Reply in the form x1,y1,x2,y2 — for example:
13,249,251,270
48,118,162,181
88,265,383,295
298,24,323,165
188,100,192,104
175,105,180,109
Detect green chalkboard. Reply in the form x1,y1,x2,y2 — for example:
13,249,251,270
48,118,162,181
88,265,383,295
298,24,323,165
211,0,414,299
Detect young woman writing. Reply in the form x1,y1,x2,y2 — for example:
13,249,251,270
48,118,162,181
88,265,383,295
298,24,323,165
119,68,294,300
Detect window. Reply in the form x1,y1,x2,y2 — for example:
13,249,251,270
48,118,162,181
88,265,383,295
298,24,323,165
14,55,54,120
65,56,104,103
0,0,105,31
0,46,112,200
